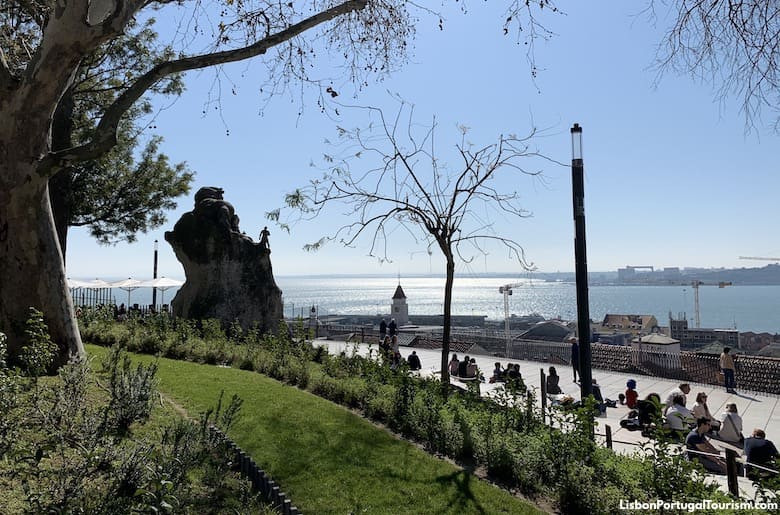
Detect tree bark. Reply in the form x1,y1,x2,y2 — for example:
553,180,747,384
440,254,455,396
0,174,84,366
49,89,76,260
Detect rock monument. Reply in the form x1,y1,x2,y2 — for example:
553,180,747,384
165,187,283,332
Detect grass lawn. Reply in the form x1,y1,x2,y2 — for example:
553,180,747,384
86,345,542,514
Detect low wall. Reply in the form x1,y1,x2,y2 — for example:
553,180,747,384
321,323,780,395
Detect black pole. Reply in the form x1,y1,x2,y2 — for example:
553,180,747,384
571,123,592,399
152,239,158,307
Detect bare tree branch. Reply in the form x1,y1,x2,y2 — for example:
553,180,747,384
276,101,553,390
651,0,780,131
38,0,368,176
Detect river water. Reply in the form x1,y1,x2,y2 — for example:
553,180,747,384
109,276,780,334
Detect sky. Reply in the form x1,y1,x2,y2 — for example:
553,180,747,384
65,1,779,280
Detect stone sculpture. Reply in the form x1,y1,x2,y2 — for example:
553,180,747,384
165,187,283,332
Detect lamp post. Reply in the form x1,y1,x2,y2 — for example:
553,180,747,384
571,123,592,399
152,239,158,308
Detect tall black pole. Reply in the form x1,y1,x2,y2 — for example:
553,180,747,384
152,239,158,307
571,123,592,399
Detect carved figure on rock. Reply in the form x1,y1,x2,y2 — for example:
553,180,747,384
165,186,283,332
259,226,270,252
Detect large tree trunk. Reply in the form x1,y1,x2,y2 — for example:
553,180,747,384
0,173,84,367
0,3,97,368
440,255,455,396
49,90,76,261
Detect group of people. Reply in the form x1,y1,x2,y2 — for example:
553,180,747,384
489,362,524,384
448,354,480,379
615,379,778,477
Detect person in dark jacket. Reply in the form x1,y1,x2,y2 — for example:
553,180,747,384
379,318,387,340
569,337,580,382
388,318,397,337
546,366,562,395
457,355,470,378
407,351,422,371
744,428,779,480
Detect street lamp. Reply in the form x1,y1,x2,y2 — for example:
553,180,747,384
152,239,159,308
571,123,592,399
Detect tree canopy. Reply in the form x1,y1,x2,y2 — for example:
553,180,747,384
0,0,555,366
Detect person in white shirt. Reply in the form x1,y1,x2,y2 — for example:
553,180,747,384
718,403,744,446
663,383,691,415
665,394,695,433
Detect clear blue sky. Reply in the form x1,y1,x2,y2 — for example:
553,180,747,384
66,1,779,280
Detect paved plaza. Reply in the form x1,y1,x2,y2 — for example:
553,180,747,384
315,338,780,498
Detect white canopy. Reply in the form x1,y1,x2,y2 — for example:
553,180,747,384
138,277,183,305
110,278,142,306
137,277,184,290
67,277,184,307
110,278,142,289
67,278,112,289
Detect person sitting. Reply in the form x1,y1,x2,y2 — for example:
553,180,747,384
624,379,639,409
635,395,663,436
389,350,403,370
379,336,391,357
546,366,563,395
664,383,691,415
686,418,727,474
743,428,779,481
505,363,518,380
407,351,422,371
448,354,459,376
457,355,470,378
466,358,478,379
692,392,721,432
665,394,695,439
489,362,504,383
591,378,607,415
718,403,744,446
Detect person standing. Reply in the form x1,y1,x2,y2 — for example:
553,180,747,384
448,354,460,376
388,318,397,338
569,337,580,383
379,318,387,341
720,346,737,393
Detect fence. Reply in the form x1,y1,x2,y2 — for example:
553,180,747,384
319,323,780,395
209,426,301,514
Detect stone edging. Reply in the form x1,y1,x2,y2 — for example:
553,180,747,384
209,426,301,514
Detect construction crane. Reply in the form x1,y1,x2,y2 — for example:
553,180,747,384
690,280,732,328
498,282,524,357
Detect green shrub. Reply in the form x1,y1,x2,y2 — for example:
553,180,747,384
18,308,58,376
100,345,158,435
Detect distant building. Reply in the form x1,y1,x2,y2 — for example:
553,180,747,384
519,320,573,342
599,314,659,335
668,314,739,348
391,283,409,326
631,333,682,369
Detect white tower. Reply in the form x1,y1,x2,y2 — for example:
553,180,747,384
391,282,409,326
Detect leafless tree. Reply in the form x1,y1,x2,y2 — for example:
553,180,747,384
650,0,780,131
0,0,557,367
277,101,555,391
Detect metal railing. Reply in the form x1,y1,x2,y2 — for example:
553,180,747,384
315,323,780,395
